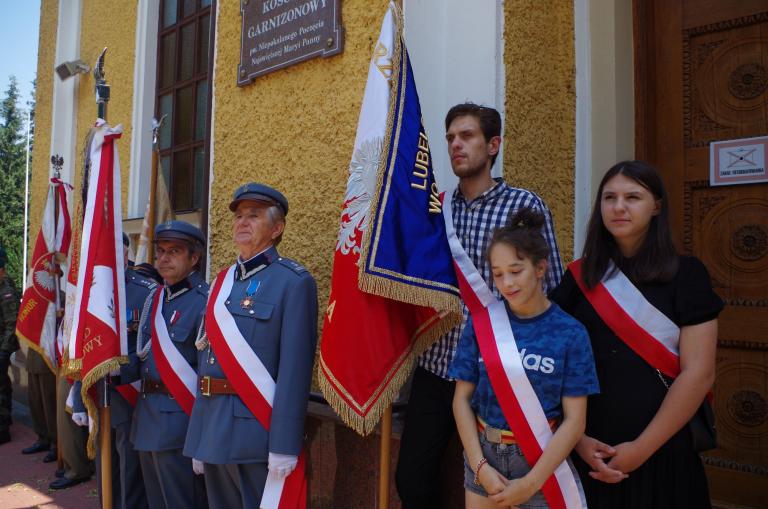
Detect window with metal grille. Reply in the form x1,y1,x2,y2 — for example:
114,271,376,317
156,0,212,213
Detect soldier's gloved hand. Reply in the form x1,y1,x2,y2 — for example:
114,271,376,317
72,412,89,427
192,458,204,475
268,452,298,479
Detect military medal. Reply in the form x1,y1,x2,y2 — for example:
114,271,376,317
240,279,260,309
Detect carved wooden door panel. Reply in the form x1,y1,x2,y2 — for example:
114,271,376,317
637,1,768,506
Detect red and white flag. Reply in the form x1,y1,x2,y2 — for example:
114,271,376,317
16,178,72,372
68,119,128,457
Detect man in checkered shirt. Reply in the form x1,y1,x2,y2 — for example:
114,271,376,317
395,103,564,509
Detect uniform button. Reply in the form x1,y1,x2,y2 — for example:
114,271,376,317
208,357,215,365
145,367,149,373
249,310,254,314
226,300,230,305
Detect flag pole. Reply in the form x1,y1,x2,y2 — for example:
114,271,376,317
378,405,392,509
50,156,65,471
94,47,113,509
146,116,165,262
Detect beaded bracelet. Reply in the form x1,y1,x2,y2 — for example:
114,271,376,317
473,458,488,485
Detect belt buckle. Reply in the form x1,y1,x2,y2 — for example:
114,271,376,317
200,376,212,397
485,426,502,444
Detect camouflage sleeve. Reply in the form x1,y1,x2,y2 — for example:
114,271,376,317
0,285,20,353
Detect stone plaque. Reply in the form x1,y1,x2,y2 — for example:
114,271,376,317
238,0,344,85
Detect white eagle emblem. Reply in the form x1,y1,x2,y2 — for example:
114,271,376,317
34,269,55,292
336,137,383,256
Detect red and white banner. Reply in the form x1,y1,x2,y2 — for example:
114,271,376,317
568,259,680,379
16,178,72,372
443,196,583,509
149,289,197,415
206,266,306,509
67,120,129,457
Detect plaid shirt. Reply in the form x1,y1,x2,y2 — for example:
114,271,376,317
418,180,564,379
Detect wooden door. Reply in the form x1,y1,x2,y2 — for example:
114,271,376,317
636,1,768,507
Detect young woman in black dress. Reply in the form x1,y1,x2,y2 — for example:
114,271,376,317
550,160,723,508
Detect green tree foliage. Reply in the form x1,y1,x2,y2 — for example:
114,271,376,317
0,76,29,288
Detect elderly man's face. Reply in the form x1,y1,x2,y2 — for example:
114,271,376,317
155,240,198,285
232,201,284,258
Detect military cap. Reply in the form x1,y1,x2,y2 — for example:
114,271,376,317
122,232,130,247
154,220,205,245
229,183,288,216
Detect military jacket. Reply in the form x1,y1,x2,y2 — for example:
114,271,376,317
183,247,318,464
126,271,208,452
0,275,20,354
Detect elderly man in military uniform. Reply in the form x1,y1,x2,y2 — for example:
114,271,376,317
123,221,208,509
184,184,317,509
71,233,156,507
0,246,20,445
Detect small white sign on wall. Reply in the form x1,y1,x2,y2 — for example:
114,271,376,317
710,135,768,186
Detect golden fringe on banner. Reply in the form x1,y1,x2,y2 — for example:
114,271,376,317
356,3,460,317
318,310,460,436
15,330,58,375
80,356,128,459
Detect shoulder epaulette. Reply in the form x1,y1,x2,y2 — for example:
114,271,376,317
277,257,308,275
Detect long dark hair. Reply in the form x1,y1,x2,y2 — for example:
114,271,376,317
487,208,550,265
581,160,678,287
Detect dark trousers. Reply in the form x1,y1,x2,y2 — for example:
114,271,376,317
204,462,267,509
395,367,457,509
28,369,57,445
139,449,207,509
0,358,11,434
57,377,94,480
96,421,148,509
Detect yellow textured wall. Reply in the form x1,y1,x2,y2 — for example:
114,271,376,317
504,1,576,261
73,0,137,213
208,0,378,307
28,0,59,255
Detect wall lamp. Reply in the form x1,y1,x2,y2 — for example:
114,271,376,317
55,59,91,81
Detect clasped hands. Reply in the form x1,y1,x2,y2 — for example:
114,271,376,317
575,435,648,483
477,463,538,508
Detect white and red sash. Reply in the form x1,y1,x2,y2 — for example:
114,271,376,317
206,266,307,509
443,194,583,509
568,259,681,379
115,382,141,407
149,289,197,415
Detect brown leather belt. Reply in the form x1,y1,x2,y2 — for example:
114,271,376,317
199,376,238,397
140,378,170,394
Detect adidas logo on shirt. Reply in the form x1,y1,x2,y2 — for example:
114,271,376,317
519,349,555,374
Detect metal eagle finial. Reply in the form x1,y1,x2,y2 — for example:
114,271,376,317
94,47,110,118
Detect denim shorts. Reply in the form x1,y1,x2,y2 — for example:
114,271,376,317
463,431,586,509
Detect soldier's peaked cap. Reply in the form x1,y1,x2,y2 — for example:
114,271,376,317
229,183,288,216
154,220,205,245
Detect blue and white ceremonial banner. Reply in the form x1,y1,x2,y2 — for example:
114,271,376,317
319,2,461,435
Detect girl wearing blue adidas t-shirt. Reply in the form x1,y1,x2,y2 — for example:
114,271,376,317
450,208,599,508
